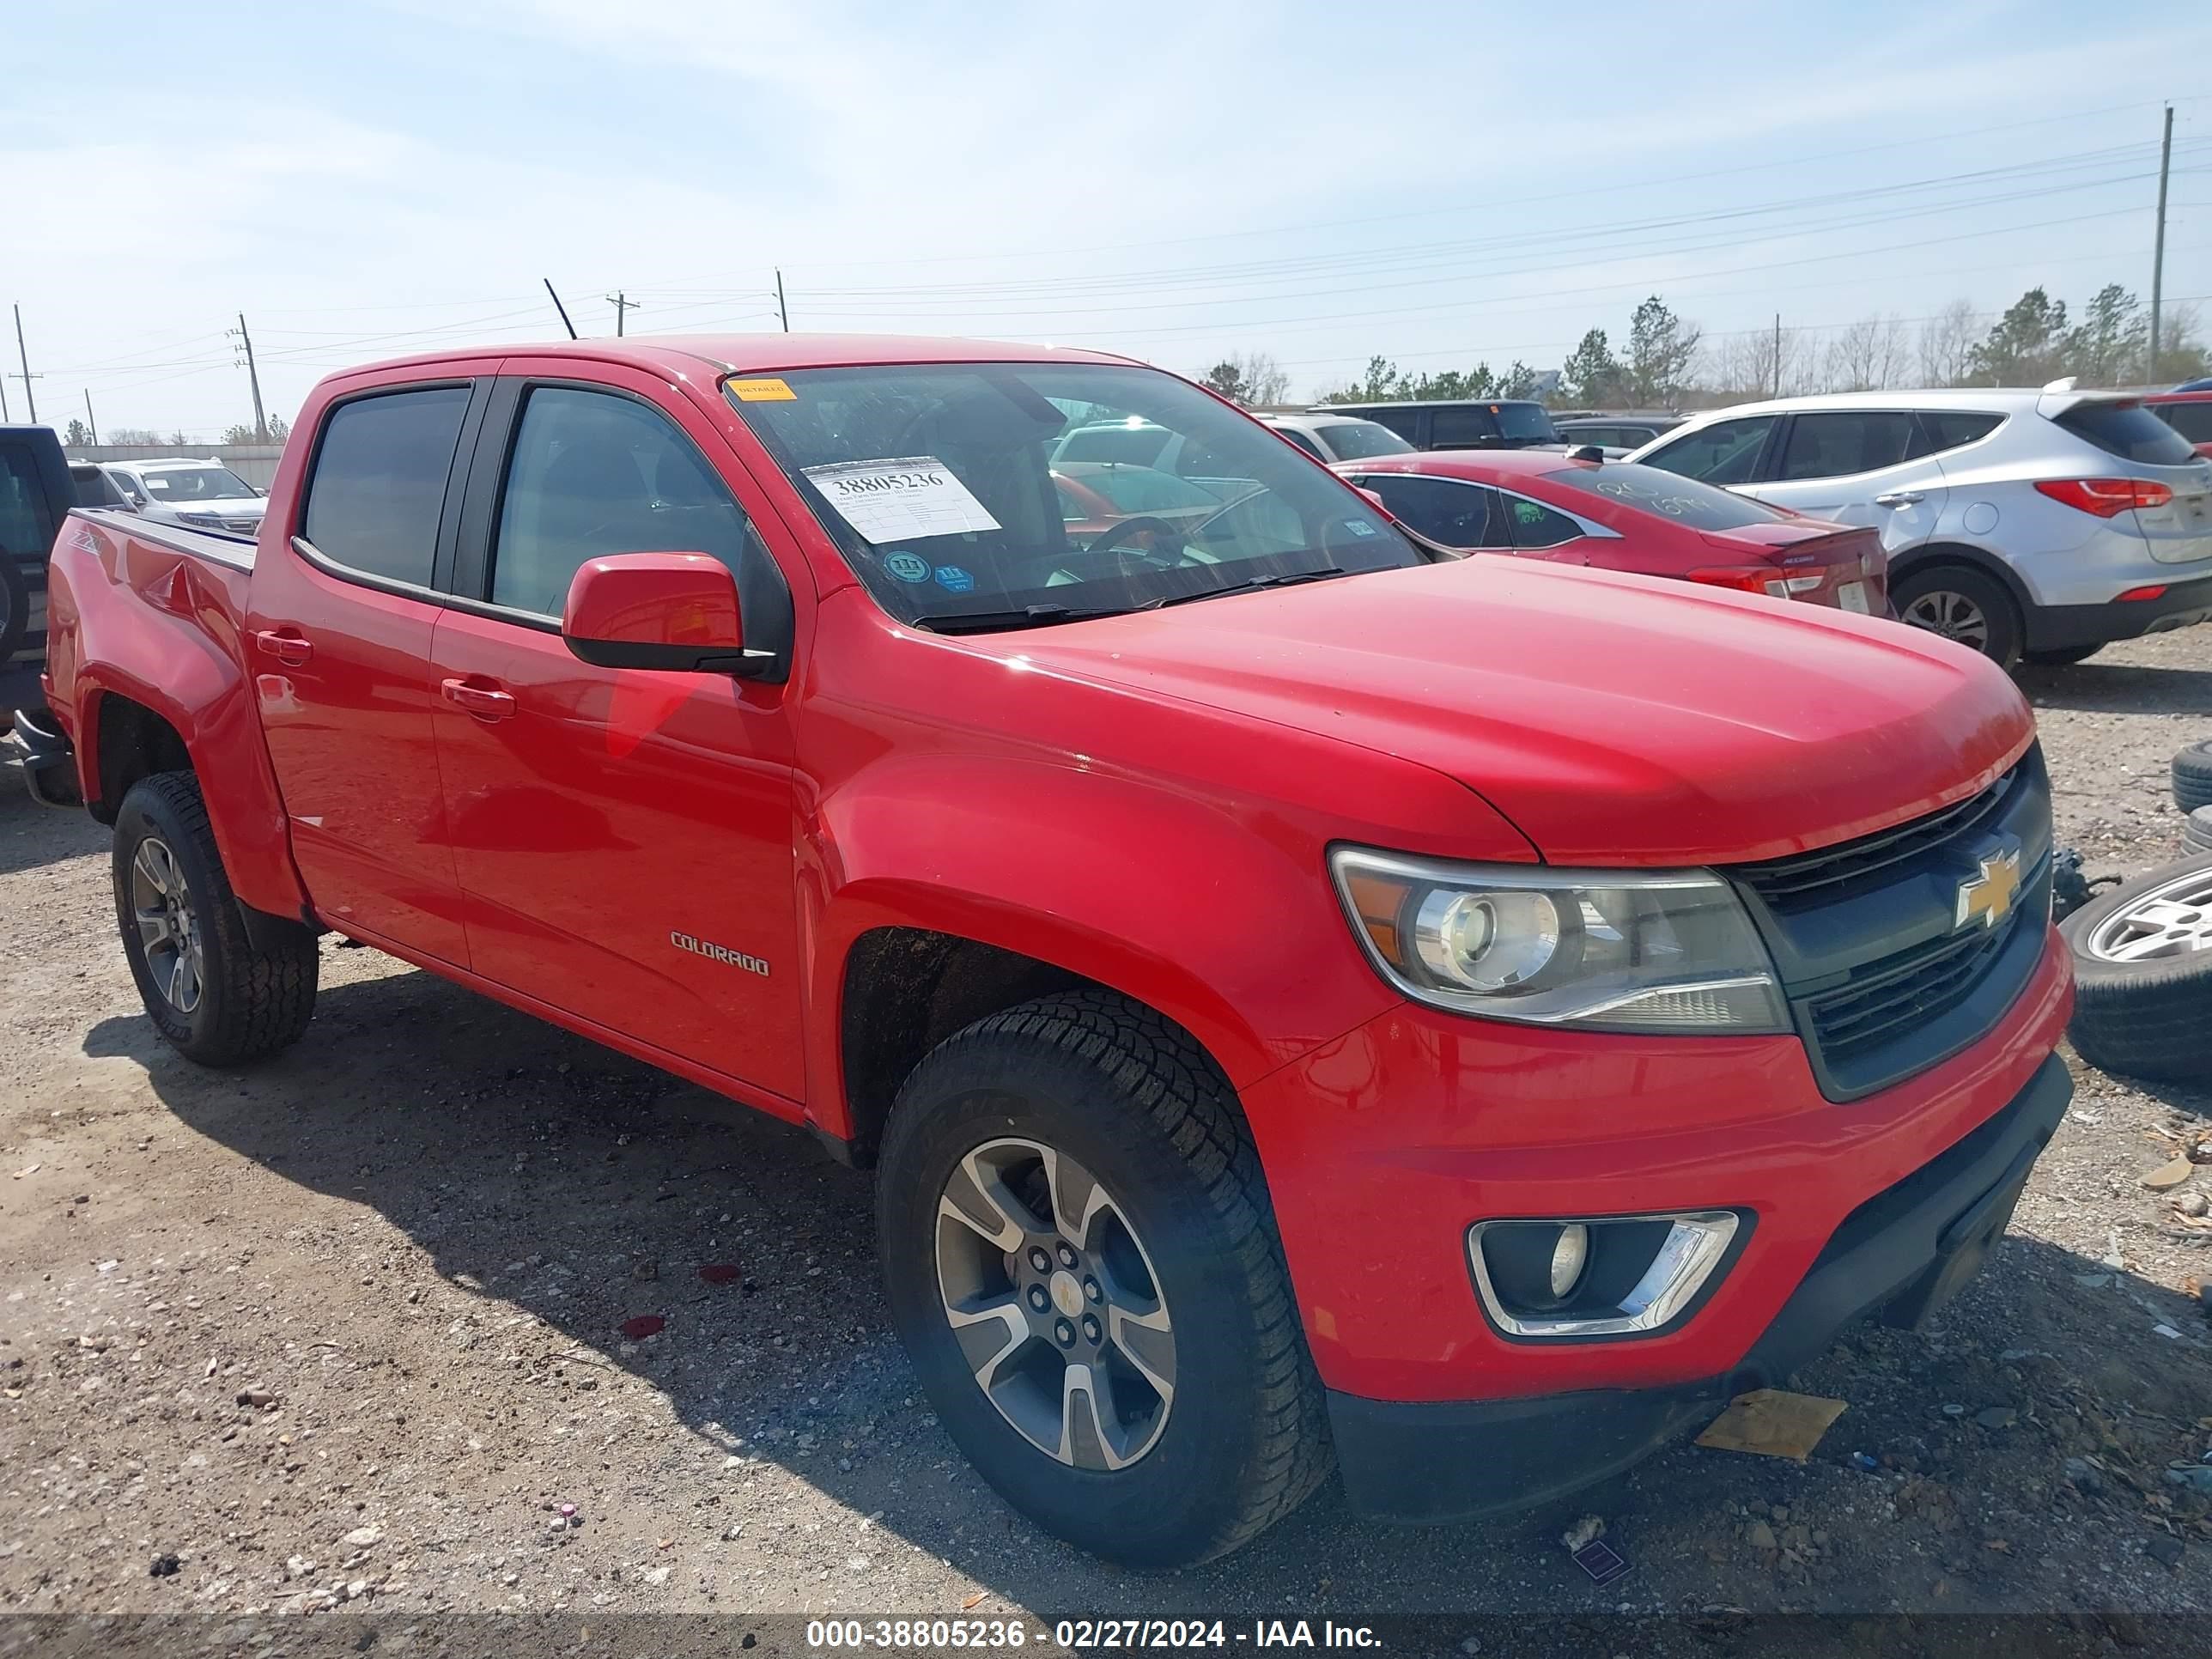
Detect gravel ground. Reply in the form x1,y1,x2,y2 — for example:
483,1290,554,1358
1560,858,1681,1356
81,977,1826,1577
1,629,2209,1635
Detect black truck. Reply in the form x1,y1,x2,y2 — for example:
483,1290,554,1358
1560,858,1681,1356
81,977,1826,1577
1,423,88,798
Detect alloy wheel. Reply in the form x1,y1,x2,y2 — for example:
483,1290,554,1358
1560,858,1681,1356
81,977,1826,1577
1902,588,1990,651
131,836,205,1015
934,1137,1175,1471
2086,867,2212,963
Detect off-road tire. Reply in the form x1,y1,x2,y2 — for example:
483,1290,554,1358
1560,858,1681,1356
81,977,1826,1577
876,990,1331,1567
1891,563,2023,670
2058,853,2212,1084
0,550,27,663
2173,740,2212,814
112,771,318,1065
2022,644,2102,667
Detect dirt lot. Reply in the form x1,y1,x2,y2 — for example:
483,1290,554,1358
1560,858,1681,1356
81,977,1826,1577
2,629,2209,1636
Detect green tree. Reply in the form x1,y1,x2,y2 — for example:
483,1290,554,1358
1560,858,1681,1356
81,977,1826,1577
2061,285,2145,385
1625,295,1700,404
64,418,92,447
1498,362,1542,399
1201,361,1251,404
1967,288,2068,385
1560,329,1623,405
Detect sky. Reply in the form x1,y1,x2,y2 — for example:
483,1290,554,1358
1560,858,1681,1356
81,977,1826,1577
3,0,2209,439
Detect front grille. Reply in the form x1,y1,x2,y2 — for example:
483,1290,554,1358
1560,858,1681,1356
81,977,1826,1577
1726,745,2052,1102
1806,912,2021,1073
1737,765,2020,911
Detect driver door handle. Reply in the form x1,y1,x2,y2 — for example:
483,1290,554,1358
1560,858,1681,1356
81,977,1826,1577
1874,490,1925,507
441,677,517,721
252,628,313,666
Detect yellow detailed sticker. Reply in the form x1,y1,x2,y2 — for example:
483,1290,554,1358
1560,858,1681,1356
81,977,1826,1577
726,376,797,402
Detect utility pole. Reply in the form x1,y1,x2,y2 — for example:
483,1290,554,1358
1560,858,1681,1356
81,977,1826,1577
84,389,99,445
775,268,789,332
605,291,641,337
2149,102,2173,382
12,305,42,423
1771,313,1782,399
229,313,267,441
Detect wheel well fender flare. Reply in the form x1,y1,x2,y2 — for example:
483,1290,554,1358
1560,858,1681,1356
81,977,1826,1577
1887,543,2032,617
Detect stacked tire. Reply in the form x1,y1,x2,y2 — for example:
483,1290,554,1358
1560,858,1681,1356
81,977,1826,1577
2060,851,2212,1083
2177,740,2212,816
2186,806,2212,858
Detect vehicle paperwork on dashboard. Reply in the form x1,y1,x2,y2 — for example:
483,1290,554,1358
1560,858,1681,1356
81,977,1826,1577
802,456,1002,544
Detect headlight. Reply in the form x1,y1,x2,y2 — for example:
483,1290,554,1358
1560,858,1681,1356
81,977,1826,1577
1329,847,1786,1032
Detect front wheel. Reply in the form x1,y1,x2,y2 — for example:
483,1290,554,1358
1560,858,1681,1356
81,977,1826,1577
876,992,1330,1567
112,772,318,1065
1891,564,2022,669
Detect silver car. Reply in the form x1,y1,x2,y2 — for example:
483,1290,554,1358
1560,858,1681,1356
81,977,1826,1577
1629,386,2212,666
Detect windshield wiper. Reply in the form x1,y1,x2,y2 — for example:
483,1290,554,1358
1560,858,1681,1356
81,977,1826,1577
910,603,1120,635
1135,566,1347,611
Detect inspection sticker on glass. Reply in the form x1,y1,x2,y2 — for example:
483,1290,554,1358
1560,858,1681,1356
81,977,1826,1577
802,456,1001,544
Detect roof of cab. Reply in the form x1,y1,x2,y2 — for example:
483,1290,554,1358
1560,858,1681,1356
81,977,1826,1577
336,332,1146,383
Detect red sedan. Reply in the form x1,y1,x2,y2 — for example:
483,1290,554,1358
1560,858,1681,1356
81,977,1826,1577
1335,449,1889,614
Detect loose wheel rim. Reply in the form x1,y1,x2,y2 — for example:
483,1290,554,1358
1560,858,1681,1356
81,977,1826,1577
934,1136,1175,1471
131,835,205,1015
2086,867,2212,963
1903,588,1990,649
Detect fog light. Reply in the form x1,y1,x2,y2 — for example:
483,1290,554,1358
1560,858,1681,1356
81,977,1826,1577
1548,1224,1589,1298
1469,1212,1742,1340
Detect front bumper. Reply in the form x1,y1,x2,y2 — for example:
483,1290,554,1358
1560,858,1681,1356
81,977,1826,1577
2024,570,2212,651
1324,1053,2069,1521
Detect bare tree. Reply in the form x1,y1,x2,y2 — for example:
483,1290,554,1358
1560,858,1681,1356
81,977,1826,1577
1203,350,1291,407
1823,313,1911,392
1707,324,1811,401
1916,299,1980,387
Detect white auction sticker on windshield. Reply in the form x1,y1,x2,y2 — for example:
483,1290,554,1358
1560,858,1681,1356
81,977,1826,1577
801,456,1001,544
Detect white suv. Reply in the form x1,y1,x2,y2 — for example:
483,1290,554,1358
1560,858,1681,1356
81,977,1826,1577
99,459,267,537
1630,386,2212,666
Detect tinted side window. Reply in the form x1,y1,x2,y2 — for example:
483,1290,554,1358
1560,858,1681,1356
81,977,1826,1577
1776,412,1915,481
1273,427,1326,460
1359,407,1424,443
1502,494,1584,549
1643,416,1775,485
1429,406,1501,448
1918,411,2002,453
1358,475,1509,549
2160,404,2212,444
0,443,58,556
490,386,758,618
303,386,471,586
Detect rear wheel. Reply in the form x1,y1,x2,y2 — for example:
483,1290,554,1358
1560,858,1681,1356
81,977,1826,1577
876,991,1330,1566
112,772,318,1065
1892,564,2022,669
2022,644,2102,667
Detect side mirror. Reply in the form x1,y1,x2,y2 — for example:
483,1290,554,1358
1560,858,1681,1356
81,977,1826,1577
561,551,770,674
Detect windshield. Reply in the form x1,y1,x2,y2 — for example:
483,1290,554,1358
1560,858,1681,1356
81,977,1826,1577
139,466,257,501
729,362,1423,629
1537,462,1794,531
1319,420,1414,460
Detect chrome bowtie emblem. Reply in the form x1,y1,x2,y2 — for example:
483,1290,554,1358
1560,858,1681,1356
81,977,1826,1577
1955,848,2022,932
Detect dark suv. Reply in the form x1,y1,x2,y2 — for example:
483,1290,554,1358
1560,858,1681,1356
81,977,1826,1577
0,424,74,724
1316,399,1559,451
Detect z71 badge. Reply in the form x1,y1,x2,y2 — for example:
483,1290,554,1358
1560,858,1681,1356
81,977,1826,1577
670,931,770,976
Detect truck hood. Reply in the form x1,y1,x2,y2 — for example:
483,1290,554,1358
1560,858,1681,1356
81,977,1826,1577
996,560,2031,866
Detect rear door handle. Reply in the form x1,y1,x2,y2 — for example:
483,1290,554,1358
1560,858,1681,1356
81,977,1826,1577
252,628,313,665
441,677,517,720
1874,490,1925,507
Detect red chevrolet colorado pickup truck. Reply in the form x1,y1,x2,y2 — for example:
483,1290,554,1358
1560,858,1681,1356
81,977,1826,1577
30,337,2070,1566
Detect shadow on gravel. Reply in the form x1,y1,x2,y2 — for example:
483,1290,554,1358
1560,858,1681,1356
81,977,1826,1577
0,779,104,877
85,961,2212,1617
2019,660,2212,716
